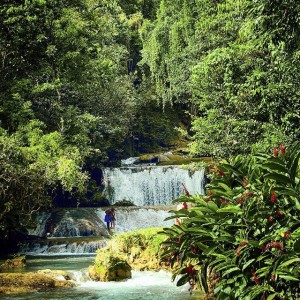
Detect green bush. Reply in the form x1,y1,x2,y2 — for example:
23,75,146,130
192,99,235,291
161,142,300,299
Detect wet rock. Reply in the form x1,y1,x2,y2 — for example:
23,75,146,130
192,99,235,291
0,270,76,295
89,250,131,281
0,256,26,271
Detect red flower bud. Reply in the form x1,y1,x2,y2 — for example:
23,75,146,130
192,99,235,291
284,231,291,239
271,274,276,281
243,178,248,188
241,192,254,199
235,248,241,255
273,147,279,157
219,198,229,205
217,169,225,176
239,241,249,247
251,271,260,285
275,210,284,217
268,216,274,222
271,190,276,204
186,265,197,277
181,182,190,197
279,144,285,155
265,241,284,252
236,199,244,205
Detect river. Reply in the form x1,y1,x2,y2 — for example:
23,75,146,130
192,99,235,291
0,255,205,300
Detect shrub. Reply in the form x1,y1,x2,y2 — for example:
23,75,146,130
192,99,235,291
161,142,300,299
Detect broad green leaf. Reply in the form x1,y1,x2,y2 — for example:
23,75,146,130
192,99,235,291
279,258,300,268
216,206,242,213
176,274,190,286
242,259,256,271
222,266,240,277
264,173,291,184
278,275,299,281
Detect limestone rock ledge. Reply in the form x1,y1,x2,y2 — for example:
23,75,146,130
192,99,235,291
0,270,76,295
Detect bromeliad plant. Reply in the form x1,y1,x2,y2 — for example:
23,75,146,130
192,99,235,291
161,142,300,299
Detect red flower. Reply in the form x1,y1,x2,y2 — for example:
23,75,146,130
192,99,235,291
284,231,291,239
209,191,213,196
275,210,285,217
271,274,276,281
279,144,285,155
236,199,244,205
273,147,279,157
186,265,197,277
251,271,260,285
241,192,254,199
181,182,190,197
219,198,229,205
239,241,248,247
271,189,276,204
268,216,274,222
217,169,225,176
265,241,284,252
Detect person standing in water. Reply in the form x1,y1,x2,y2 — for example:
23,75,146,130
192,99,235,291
110,208,116,229
104,209,111,231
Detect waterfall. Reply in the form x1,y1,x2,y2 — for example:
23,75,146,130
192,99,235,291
103,166,205,206
21,207,175,255
20,239,107,255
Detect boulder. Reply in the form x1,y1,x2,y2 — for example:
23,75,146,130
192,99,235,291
89,250,131,282
0,256,26,271
0,270,75,295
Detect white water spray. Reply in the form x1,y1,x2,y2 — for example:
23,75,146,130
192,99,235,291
103,166,205,206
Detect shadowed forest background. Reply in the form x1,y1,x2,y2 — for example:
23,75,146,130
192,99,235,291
1,0,300,253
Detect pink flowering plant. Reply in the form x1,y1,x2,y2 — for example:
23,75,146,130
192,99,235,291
161,142,300,299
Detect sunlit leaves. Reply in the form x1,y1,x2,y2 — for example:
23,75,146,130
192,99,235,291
161,142,300,299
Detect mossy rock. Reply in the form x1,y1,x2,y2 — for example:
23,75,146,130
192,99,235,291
0,271,75,294
93,228,170,272
0,256,26,271
89,250,131,282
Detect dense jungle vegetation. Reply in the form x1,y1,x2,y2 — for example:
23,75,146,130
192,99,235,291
1,0,300,252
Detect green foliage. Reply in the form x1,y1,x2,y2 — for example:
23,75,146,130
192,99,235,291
0,121,89,251
141,0,300,157
161,142,300,299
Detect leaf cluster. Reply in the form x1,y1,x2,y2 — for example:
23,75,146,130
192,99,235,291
161,142,300,299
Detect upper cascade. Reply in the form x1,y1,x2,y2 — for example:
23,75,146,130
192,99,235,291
103,165,205,206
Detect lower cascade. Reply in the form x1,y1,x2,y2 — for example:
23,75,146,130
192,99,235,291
103,166,205,206
20,207,175,255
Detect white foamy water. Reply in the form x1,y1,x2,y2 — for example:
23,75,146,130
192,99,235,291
96,207,175,233
103,166,205,206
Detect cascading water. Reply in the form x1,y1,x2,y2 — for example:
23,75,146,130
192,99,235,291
7,162,207,300
21,207,175,255
103,166,205,206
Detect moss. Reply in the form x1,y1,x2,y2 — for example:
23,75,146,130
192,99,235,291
0,271,75,294
92,228,169,273
0,256,26,271
91,250,132,281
